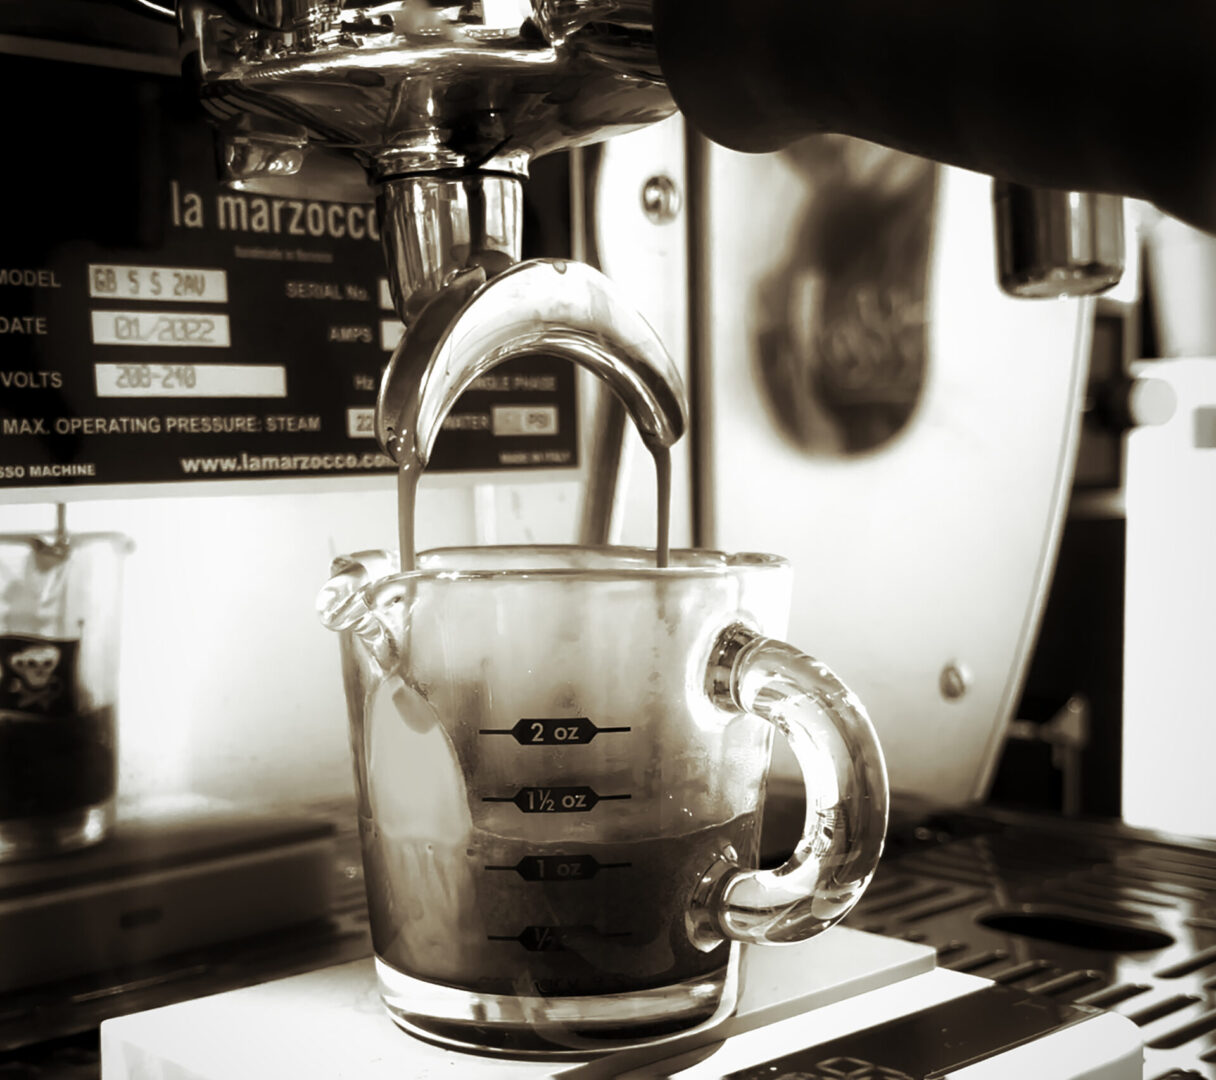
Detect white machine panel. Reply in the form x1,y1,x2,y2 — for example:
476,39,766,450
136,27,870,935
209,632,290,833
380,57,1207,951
696,146,1090,804
1124,357,1216,839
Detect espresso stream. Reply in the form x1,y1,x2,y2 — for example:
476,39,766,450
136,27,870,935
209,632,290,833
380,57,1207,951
396,445,673,570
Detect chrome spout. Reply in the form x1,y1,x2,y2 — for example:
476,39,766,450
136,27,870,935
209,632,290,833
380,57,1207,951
994,183,1125,298
378,174,524,327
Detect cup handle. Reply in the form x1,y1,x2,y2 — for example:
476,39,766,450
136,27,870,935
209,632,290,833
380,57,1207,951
688,624,889,948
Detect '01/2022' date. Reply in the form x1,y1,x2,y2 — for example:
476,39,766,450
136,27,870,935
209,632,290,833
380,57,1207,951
110,314,219,345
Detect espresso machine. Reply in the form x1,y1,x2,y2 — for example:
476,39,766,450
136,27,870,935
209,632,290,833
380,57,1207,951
2,1,1213,1077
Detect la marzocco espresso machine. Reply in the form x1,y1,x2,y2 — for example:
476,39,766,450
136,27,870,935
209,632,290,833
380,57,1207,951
2,0,1205,1077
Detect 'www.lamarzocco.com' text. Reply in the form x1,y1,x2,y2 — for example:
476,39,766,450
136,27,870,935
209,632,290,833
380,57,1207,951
180,451,393,475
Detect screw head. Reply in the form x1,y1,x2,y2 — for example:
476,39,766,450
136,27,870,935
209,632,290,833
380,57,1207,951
939,662,971,701
641,175,681,225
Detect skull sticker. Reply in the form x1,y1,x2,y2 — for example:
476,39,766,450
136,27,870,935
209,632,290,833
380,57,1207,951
2,641,68,712
9,644,61,689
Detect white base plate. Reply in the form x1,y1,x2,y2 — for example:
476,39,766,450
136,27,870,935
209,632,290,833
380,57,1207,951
637,968,1143,1080
100,928,933,1079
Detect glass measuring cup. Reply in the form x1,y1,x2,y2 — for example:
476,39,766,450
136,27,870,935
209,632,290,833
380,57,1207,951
0,530,133,861
318,545,887,1056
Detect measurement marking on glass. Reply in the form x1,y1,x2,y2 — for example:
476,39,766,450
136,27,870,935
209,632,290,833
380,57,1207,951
484,855,632,881
478,718,631,746
482,787,632,813
488,926,565,952
488,926,633,951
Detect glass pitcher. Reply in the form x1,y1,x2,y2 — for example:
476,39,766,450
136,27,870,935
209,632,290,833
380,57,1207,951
0,531,133,861
318,543,887,1057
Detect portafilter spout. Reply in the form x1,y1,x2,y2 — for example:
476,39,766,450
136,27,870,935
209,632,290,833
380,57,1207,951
377,174,525,328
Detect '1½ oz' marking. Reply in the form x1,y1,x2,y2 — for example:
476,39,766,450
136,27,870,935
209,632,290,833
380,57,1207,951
482,786,631,813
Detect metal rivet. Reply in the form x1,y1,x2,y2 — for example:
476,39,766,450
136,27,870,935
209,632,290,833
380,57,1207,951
641,175,681,225
939,662,971,701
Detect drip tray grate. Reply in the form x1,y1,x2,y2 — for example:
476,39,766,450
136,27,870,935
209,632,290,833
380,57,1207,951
838,807,1216,1080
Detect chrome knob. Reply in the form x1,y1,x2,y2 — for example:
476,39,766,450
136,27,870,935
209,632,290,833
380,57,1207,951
994,182,1125,298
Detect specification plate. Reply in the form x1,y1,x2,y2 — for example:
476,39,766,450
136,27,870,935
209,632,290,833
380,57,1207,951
0,54,578,493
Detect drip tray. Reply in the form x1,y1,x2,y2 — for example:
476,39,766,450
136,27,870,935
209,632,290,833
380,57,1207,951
830,804,1216,1080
